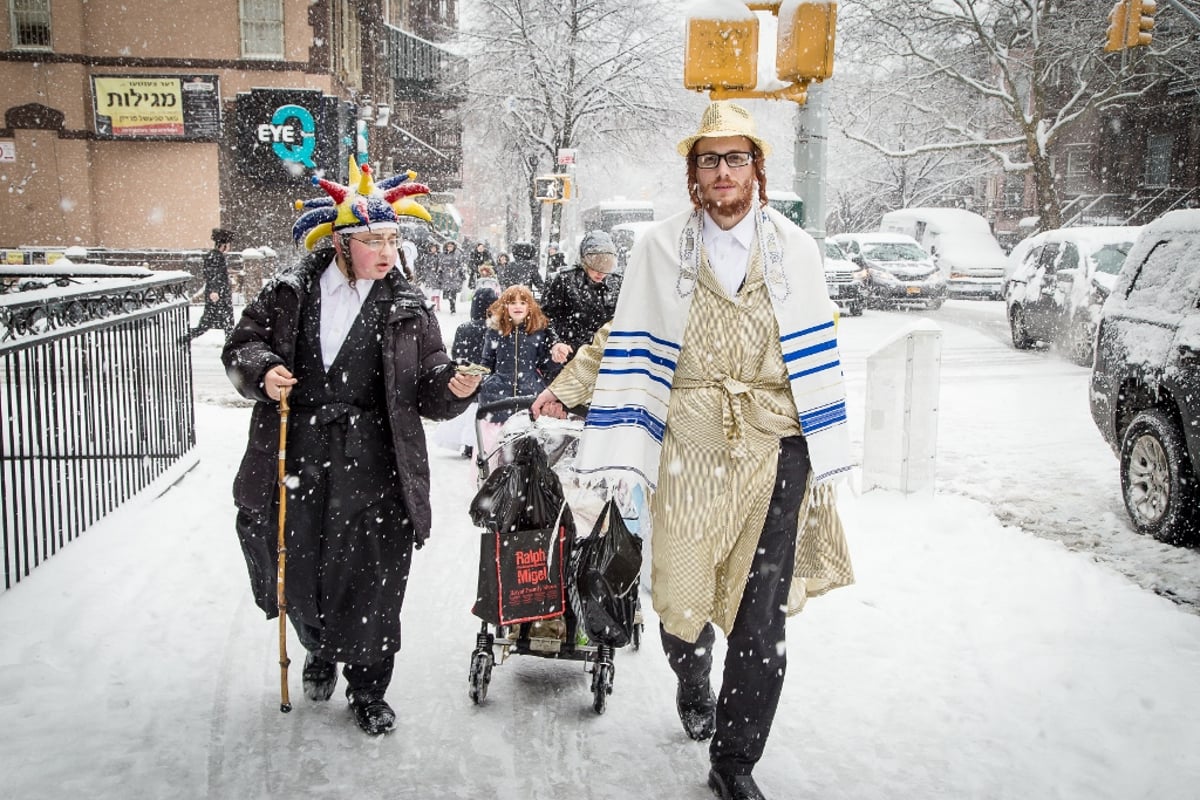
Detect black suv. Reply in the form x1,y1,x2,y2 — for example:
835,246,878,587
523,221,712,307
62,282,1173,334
1089,210,1200,543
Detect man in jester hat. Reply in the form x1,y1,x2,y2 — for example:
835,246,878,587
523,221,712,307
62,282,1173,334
222,157,482,735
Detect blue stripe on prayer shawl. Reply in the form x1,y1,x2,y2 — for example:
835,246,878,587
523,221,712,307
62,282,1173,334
608,330,682,352
800,400,847,432
788,360,841,381
585,405,666,442
781,338,838,363
780,319,835,342
597,366,674,390
601,347,678,371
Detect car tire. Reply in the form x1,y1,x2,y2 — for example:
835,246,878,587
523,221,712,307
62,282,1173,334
927,298,945,310
1010,306,1033,349
1119,409,1199,544
1064,316,1094,366
849,302,864,317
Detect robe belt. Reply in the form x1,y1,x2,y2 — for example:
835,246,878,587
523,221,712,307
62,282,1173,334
672,375,784,446
291,402,384,459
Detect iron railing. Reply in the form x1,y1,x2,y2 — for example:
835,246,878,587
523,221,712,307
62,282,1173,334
0,265,196,591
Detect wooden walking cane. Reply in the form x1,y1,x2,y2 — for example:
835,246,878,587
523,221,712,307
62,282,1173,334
276,386,292,713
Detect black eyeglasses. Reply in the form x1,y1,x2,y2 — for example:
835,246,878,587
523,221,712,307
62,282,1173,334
693,151,754,169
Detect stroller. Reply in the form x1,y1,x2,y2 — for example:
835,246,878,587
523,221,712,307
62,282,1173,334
467,396,643,715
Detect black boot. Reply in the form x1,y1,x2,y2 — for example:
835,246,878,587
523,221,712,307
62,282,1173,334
708,768,767,800
676,679,716,741
347,690,395,735
302,653,337,702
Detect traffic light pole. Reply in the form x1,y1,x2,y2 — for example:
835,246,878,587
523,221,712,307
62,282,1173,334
794,80,828,249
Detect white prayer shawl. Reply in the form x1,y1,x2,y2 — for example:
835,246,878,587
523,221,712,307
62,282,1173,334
575,206,851,489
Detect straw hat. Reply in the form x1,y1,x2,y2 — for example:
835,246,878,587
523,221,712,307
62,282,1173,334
676,101,771,158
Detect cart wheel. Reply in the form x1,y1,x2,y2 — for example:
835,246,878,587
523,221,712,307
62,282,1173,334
469,650,493,705
631,622,643,651
591,661,613,714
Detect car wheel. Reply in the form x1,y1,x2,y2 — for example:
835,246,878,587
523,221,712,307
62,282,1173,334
926,298,945,310
1010,306,1033,349
1119,409,1199,544
849,302,864,316
1064,317,1094,366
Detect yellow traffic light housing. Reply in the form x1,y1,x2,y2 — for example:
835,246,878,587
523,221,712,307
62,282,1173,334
1125,0,1155,48
535,174,571,204
776,2,837,83
684,12,760,91
1105,0,1129,52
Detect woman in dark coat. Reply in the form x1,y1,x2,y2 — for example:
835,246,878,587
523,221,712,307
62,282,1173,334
222,159,480,736
439,241,464,313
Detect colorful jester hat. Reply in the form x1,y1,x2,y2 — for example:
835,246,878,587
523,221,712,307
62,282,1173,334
291,156,433,251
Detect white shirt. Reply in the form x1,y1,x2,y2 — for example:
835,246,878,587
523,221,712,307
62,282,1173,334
702,210,755,298
319,259,375,371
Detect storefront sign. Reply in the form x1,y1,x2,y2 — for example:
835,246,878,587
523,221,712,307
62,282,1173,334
0,141,15,163
91,74,220,139
236,89,346,184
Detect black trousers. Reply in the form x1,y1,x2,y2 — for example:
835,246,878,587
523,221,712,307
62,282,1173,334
290,615,395,697
660,435,810,775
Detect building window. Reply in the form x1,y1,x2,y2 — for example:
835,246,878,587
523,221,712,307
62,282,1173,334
1065,145,1091,195
240,0,284,60
1144,133,1173,188
332,1,361,88
1002,174,1025,209
10,0,51,49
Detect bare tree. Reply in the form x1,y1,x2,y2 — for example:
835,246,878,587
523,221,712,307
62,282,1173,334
460,0,686,247
833,0,1169,231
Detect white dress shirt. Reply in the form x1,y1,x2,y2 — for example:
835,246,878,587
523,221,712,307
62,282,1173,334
319,259,375,371
702,210,756,298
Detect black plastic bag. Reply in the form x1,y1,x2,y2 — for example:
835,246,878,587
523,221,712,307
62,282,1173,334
470,437,575,625
568,498,643,647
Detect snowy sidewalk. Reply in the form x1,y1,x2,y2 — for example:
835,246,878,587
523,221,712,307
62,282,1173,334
2,401,1200,799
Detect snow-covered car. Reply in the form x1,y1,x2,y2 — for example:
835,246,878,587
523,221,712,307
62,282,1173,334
1005,226,1141,364
823,240,866,316
1089,210,1200,544
880,208,1007,299
831,232,947,310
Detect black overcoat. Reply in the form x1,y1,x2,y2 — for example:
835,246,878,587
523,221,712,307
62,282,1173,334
541,266,623,352
222,248,471,617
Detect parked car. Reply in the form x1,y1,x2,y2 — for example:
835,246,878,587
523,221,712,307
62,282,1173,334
830,232,947,310
879,208,1007,299
1005,226,1142,364
823,240,866,316
1089,209,1200,544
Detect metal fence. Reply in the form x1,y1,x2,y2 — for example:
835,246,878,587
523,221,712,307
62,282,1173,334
0,266,196,591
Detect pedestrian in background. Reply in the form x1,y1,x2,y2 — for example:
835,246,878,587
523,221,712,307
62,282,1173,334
541,230,623,357
185,227,236,341
439,240,464,313
499,241,544,294
222,158,480,737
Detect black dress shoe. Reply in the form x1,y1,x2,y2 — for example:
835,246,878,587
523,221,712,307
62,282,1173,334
708,769,767,800
302,653,337,702
348,691,395,735
676,679,716,741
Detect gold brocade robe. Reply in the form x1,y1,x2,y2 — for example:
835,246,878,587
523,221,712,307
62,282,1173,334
551,240,854,643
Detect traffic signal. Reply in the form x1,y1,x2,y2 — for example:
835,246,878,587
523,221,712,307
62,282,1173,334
1104,0,1129,52
683,14,759,91
1125,0,1155,48
534,174,571,203
776,2,838,83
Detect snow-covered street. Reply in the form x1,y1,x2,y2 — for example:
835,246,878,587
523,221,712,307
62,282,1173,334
3,303,1200,800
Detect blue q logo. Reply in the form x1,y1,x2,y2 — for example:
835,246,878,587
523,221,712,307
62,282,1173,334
256,104,316,168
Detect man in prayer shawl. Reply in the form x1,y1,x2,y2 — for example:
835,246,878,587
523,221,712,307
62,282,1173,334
532,102,854,800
